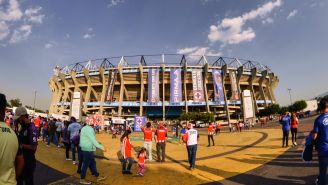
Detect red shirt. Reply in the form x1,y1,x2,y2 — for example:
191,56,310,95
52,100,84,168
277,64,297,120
142,127,153,142
138,151,146,164
34,117,41,128
5,119,10,127
122,137,132,158
208,125,214,135
156,128,167,142
291,117,298,128
217,123,222,129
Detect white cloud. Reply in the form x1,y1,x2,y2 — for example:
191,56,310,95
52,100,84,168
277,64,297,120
9,24,31,43
208,0,282,45
262,17,274,24
83,33,95,39
107,0,124,8
87,27,93,32
0,0,44,43
177,46,222,60
24,6,45,24
287,9,297,20
0,21,10,40
45,43,53,49
0,0,23,21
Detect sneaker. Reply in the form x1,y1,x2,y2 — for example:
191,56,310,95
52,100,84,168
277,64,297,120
57,145,61,148
294,142,297,146
73,161,77,165
46,145,50,147
96,176,107,181
139,173,144,176
79,179,91,185
66,158,72,161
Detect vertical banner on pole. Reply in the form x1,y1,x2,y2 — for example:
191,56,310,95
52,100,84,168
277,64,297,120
192,69,204,102
71,92,81,120
170,68,182,103
229,70,240,100
243,90,254,119
212,70,224,102
134,116,145,132
106,70,117,102
148,68,160,103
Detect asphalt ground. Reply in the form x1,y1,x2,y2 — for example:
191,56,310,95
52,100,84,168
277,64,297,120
33,116,319,185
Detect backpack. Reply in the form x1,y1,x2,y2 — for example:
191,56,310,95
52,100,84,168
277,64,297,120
71,134,80,145
302,132,314,162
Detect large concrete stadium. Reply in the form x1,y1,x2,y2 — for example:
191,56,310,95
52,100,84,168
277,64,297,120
48,54,278,123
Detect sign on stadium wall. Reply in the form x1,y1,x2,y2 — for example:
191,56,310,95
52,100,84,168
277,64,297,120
71,92,81,120
191,69,204,102
229,70,240,100
170,68,182,103
134,116,145,132
148,68,160,103
242,90,254,119
212,70,224,103
106,70,117,102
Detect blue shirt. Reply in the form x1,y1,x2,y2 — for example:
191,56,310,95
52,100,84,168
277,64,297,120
313,113,328,157
280,115,291,131
68,122,82,140
180,128,186,134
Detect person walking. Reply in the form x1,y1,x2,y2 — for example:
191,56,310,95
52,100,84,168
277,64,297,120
207,122,215,147
279,112,291,148
290,113,299,146
79,122,106,184
55,119,64,147
183,123,198,170
47,118,58,147
155,122,167,162
62,121,71,160
42,118,49,142
0,94,24,185
141,122,154,161
121,130,134,174
312,97,328,185
215,122,221,135
15,107,38,185
68,117,82,165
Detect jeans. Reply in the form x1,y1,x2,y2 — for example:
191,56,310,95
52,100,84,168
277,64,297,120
47,133,58,146
318,156,328,185
208,135,215,146
56,131,61,144
187,144,197,168
42,128,48,141
282,130,289,147
63,142,70,159
144,141,153,161
122,157,134,172
80,151,99,179
156,142,166,161
17,155,36,185
71,142,79,162
291,128,297,143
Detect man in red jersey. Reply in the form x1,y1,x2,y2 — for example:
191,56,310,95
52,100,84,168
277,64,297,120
207,122,215,147
155,122,167,162
141,122,154,161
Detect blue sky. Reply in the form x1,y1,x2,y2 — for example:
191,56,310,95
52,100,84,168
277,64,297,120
0,0,327,110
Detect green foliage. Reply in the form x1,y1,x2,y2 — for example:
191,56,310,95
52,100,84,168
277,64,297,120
179,112,215,122
257,104,280,117
9,98,22,107
290,100,307,112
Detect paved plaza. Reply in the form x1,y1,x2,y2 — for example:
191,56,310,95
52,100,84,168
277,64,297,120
35,117,317,185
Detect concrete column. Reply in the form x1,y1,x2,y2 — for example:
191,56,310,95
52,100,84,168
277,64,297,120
53,77,63,114
222,65,231,124
118,65,124,117
237,66,244,117
58,73,73,114
259,70,268,107
48,78,58,115
250,68,259,113
99,67,107,115
203,63,210,112
139,64,144,116
267,73,276,103
162,65,165,121
183,62,188,112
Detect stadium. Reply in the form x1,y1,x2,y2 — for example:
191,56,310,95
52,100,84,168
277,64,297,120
48,54,278,123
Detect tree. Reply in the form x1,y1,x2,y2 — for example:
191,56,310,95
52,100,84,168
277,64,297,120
289,100,307,112
9,98,22,107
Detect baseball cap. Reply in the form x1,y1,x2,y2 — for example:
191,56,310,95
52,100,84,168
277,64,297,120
14,107,28,120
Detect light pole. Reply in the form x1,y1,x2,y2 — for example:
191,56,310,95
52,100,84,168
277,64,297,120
33,90,37,112
288,88,292,106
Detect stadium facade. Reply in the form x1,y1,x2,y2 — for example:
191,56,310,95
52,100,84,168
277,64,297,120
48,54,278,122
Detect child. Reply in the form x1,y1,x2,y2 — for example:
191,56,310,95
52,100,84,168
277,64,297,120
137,147,147,176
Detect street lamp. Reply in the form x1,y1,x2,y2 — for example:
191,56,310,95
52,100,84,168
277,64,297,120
33,90,37,112
288,88,292,106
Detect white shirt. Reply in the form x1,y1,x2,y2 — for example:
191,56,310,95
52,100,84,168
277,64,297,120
186,128,198,146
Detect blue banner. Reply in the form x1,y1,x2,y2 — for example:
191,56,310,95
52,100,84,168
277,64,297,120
148,68,160,103
134,116,146,132
212,70,224,102
170,68,182,103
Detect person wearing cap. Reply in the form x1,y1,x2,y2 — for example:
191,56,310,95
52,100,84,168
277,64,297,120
155,122,167,162
183,123,199,170
0,94,24,185
15,106,38,185
279,112,291,148
79,119,107,184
